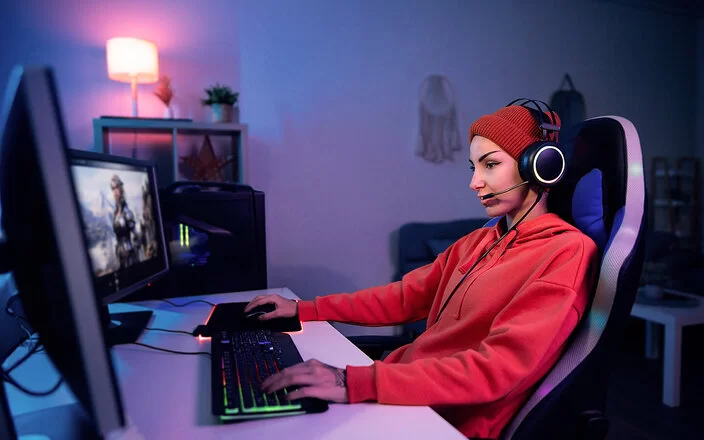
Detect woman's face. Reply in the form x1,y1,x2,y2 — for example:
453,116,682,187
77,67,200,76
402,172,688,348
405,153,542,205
469,136,528,218
113,186,122,203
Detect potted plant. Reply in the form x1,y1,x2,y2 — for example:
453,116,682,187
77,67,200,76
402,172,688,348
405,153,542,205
202,83,239,123
153,75,175,118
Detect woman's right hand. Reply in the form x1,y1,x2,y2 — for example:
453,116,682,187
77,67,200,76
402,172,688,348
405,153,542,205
243,294,298,320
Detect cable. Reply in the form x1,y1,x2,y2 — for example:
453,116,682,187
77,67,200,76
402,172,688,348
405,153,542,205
158,298,215,307
130,342,210,357
5,295,39,349
3,333,43,375
2,371,64,396
1,303,57,396
4,341,43,374
146,327,193,336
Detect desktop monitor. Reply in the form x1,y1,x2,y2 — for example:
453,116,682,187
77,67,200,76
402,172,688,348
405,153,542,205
68,149,169,345
0,66,128,438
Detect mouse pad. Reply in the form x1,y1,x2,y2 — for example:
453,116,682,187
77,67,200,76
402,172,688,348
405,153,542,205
205,302,302,333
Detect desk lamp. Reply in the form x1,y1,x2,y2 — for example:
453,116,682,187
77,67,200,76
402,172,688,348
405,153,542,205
106,37,159,117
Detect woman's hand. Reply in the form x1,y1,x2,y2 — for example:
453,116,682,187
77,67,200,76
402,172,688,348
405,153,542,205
244,294,298,320
260,359,349,403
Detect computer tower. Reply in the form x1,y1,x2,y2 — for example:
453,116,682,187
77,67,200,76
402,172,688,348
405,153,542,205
128,182,267,301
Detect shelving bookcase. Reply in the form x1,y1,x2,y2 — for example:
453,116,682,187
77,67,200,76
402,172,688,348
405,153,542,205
93,118,248,185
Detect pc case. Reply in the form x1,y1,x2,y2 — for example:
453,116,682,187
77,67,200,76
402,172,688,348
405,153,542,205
127,182,267,301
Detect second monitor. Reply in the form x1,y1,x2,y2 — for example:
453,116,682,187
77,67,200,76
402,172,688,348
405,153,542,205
69,150,169,345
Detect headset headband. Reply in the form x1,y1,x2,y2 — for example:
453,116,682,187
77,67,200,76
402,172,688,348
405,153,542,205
506,98,560,140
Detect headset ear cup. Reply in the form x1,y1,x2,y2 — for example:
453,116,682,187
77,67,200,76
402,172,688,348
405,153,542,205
518,142,566,188
518,143,538,184
533,142,566,187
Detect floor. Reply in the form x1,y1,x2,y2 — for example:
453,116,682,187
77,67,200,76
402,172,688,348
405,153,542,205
605,320,704,439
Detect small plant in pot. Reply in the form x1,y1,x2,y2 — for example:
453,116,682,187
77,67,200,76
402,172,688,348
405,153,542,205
202,83,239,123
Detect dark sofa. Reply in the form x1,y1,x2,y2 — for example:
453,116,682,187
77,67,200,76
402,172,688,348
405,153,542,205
393,217,491,282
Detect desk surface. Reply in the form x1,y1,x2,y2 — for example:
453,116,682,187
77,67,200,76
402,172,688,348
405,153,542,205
6,288,464,439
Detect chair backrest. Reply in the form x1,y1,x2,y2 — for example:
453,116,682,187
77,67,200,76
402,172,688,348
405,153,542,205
501,116,647,439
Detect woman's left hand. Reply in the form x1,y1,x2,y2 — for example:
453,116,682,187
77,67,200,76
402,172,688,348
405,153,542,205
260,358,349,403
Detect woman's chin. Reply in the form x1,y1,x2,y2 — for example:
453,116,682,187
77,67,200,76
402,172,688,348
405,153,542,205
483,205,505,217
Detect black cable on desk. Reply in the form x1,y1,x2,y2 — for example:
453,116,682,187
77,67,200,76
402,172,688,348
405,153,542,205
158,298,215,307
3,338,43,375
146,327,193,336
130,342,211,358
2,371,64,397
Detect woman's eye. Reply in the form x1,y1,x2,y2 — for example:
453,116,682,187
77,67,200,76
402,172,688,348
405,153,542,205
469,166,475,172
486,162,499,169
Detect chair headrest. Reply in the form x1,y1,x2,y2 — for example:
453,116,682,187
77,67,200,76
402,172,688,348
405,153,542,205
548,118,629,251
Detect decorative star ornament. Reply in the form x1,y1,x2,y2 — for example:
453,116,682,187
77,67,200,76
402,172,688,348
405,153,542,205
180,135,234,181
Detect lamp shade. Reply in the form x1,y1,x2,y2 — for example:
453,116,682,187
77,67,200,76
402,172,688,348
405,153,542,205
106,37,159,83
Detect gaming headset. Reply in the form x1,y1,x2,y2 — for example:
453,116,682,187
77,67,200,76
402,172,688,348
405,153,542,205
507,98,566,189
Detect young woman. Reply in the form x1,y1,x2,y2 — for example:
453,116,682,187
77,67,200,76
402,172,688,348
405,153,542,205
245,102,599,439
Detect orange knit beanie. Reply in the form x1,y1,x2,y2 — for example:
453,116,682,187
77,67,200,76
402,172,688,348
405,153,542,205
469,105,561,161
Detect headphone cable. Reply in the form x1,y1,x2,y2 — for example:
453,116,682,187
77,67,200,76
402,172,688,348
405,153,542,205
433,189,545,324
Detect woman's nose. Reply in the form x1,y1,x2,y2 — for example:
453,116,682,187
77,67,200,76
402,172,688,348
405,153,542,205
470,172,484,191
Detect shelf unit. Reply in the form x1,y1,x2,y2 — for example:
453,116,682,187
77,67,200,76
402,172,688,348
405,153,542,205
650,156,701,252
93,118,248,185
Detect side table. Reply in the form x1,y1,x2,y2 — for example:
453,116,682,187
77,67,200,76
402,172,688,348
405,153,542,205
630,288,704,407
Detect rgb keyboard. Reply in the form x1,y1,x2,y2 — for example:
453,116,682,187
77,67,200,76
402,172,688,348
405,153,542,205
211,329,328,421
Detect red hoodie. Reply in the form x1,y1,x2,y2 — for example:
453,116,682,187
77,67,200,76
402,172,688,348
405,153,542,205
297,213,599,438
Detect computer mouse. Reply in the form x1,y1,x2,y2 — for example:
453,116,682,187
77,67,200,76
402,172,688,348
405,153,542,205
244,303,276,319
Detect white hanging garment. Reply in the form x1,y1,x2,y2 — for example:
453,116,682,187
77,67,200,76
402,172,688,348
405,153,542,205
416,75,461,163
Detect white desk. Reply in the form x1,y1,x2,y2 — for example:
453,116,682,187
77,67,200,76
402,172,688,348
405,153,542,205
630,288,704,407
5,288,464,439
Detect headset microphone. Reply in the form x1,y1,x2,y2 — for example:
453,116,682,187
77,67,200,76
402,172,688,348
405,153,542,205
479,181,529,200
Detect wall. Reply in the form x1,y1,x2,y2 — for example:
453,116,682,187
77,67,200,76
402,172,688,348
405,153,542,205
0,0,698,336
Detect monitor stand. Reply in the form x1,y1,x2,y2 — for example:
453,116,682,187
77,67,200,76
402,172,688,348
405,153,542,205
99,305,153,347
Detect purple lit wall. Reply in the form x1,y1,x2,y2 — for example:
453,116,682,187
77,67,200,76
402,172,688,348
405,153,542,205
0,0,698,336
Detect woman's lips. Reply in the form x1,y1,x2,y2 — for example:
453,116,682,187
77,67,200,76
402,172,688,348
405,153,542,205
480,196,498,206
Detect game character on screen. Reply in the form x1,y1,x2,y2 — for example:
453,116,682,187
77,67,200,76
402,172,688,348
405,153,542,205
139,182,157,259
111,174,139,269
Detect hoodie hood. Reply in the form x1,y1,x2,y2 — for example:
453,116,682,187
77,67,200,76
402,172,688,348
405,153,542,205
491,212,577,244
